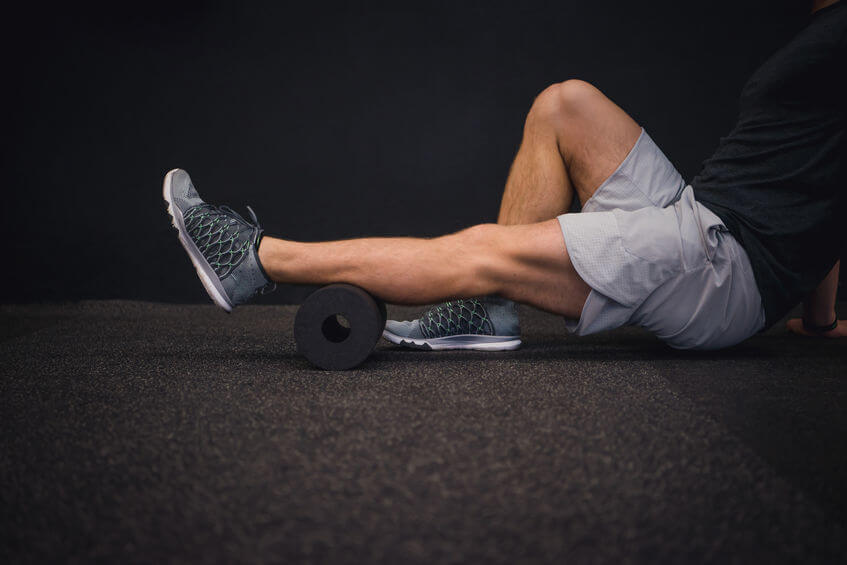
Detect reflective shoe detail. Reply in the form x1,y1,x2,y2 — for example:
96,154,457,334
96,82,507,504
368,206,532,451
383,297,521,351
163,168,276,311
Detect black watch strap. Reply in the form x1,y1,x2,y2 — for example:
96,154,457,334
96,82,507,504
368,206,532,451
802,312,838,333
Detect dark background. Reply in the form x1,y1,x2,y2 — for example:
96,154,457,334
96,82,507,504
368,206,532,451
3,0,831,305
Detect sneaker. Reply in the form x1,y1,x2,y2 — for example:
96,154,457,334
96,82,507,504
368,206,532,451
162,168,275,312
383,297,521,351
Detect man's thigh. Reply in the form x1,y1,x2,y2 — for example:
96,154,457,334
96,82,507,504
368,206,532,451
544,80,643,205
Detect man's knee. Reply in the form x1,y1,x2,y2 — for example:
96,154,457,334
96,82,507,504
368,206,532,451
529,79,603,124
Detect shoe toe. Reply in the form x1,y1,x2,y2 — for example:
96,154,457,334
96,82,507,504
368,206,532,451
385,319,424,339
169,168,203,206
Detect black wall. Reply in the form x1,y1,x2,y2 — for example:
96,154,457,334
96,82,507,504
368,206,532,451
3,0,814,304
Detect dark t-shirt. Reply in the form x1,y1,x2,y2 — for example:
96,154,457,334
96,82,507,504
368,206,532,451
692,1,847,327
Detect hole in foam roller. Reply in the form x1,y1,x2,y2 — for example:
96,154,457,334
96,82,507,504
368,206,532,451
321,313,351,343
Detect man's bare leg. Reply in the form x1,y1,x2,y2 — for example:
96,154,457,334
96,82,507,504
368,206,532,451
165,167,586,319
258,221,590,319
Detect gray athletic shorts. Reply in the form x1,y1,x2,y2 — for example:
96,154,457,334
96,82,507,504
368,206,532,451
557,129,765,350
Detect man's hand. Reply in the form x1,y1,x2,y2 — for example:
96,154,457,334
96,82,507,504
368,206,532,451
786,317,847,338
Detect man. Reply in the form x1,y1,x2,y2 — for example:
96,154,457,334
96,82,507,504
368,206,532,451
164,0,845,351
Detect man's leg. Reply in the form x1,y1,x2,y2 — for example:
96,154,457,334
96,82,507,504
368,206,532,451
258,221,591,319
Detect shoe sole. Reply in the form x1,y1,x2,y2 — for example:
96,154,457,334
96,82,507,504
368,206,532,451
382,329,521,351
162,169,234,313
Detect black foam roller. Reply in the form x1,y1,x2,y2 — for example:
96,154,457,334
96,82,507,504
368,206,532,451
294,284,384,370
376,298,388,328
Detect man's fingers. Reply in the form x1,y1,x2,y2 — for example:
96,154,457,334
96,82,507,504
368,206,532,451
786,318,809,336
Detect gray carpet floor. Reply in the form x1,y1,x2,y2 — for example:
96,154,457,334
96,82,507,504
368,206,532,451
2,300,846,564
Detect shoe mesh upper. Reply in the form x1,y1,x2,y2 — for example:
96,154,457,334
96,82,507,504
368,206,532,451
183,204,254,279
419,299,494,338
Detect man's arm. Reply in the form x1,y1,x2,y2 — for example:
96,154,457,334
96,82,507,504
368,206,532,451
787,260,847,337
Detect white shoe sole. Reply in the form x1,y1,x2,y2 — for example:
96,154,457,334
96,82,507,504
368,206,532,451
382,329,521,351
162,169,234,313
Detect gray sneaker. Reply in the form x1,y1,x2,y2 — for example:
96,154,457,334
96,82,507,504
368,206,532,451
383,297,521,351
163,168,275,312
